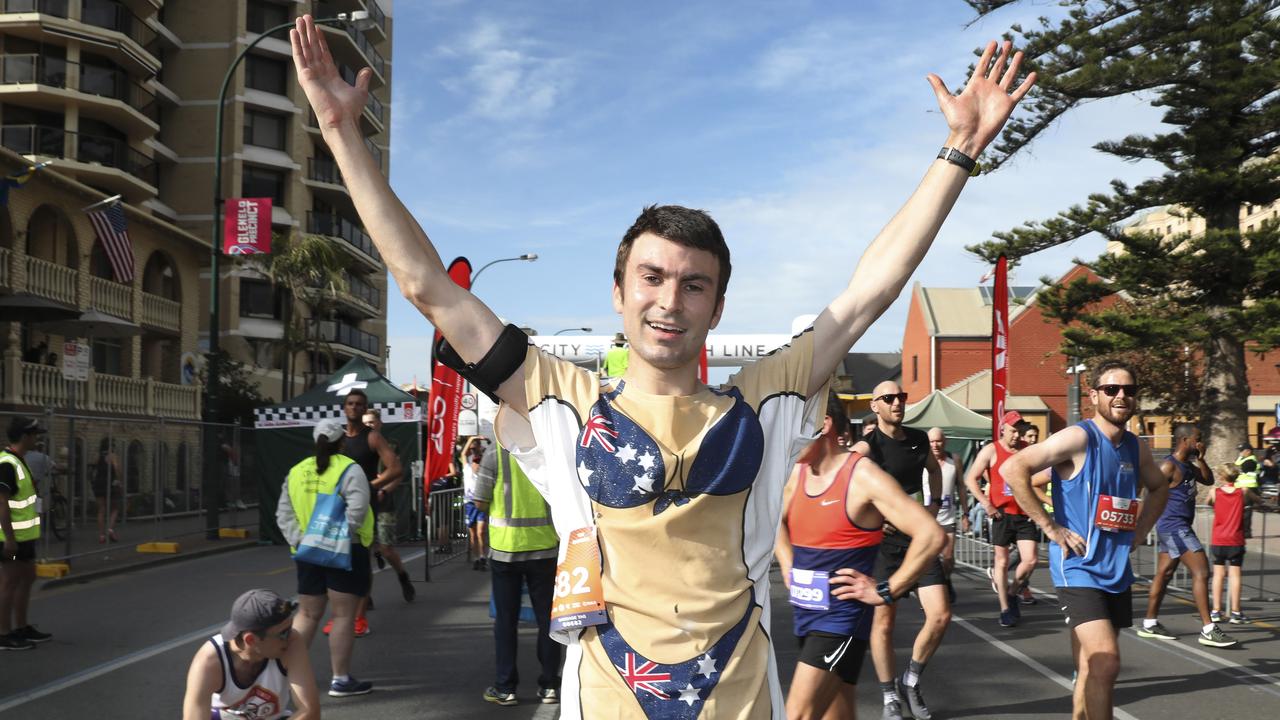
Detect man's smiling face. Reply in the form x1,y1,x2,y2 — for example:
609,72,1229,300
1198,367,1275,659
612,232,724,375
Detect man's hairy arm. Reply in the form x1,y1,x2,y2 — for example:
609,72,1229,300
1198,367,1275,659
290,16,526,409
962,444,996,518
806,41,1036,394
1134,441,1169,539
1004,426,1087,556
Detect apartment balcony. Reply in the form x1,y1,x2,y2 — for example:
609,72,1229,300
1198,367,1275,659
0,124,157,199
314,5,386,84
89,274,131,318
140,292,179,333
303,155,349,203
0,0,160,74
0,54,158,135
4,253,181,336
318,319,379,359
9,359,200,419
25,254,76,306
304,271,379,319
305,211,382,273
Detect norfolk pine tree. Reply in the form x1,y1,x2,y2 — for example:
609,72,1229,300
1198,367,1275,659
964,0,1280,467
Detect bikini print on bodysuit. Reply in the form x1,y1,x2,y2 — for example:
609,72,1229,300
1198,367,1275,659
575,381,765,515
596,589,757,718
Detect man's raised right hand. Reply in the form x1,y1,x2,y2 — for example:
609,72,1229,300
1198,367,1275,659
290,15,372,133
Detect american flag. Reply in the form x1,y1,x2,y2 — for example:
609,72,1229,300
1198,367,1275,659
86,201,134,283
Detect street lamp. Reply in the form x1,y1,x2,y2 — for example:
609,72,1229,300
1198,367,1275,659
470,253,538,288
554,327,592,335
204,11,374,538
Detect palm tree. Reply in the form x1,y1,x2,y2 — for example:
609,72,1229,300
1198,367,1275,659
263,233,348,399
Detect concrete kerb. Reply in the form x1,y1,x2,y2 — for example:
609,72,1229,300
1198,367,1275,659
41,539,258,590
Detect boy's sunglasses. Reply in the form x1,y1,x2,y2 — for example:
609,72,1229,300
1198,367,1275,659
1094,384,1139,398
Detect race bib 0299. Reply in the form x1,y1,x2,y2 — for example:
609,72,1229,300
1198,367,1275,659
789,568,830,611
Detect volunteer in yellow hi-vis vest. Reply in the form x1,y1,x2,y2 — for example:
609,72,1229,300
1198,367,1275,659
0,416,53,650
1235,444,1260,541
275,418,374,697
475,443,560,705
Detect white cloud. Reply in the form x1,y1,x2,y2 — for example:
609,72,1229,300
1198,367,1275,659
439,18,576,123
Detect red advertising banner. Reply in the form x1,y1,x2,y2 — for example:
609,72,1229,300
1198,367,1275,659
223,198,272,255
424,257,474,495
992,254,1009,442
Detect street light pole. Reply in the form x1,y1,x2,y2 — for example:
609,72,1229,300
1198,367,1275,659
554,327,592,335
469,253,538,289
204,12,371,539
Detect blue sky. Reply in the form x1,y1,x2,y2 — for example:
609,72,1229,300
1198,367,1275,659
383,0,1166,386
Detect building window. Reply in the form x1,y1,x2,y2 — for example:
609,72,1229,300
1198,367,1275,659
243,110,286,150
247,0,290,34
240,278,282,319
911,355,918,383
245,54,288,95
93,337,124,376
241,166,285,204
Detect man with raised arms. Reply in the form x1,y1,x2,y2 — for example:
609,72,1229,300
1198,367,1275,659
290,15,1033,718
1002,361,1168,720
776,396,943,720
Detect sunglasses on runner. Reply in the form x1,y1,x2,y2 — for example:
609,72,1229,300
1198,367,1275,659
1094,384,1139,398
875,392,909,405
257,626,291,641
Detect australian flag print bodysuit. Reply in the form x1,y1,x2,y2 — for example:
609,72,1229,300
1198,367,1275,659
497,329,827,719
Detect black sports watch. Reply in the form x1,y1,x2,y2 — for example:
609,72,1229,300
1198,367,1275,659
876,579,895,605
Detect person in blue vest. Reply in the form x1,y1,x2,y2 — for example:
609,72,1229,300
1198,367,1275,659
1002,360,1169,719
0,417,52,651
276,418,374,698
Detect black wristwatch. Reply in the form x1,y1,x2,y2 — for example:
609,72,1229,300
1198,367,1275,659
876,579,895,605
937,146,980,176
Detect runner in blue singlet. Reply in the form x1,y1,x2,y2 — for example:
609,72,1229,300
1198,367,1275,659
998,361,1169,720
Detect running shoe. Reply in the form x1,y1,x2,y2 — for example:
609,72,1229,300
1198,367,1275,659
1199,626,1239,648
999,609,1016,628
881,699,903,720
1136,622,1177,640
898,677,932,720
1020,586,1038,605
353,616,370,637
987,567,999,594
483,686,518,706
329,677,373,697
0,633,34,651
322,618,333,636
398,572,416,602
538,687,560,704
472,559,481,570
14,625,52,644
1229,612,1253,625
1210,610,1224,623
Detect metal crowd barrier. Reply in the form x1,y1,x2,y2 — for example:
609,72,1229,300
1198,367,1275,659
423,487,468,578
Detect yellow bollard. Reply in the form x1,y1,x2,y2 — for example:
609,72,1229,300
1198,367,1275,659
136,542,180,554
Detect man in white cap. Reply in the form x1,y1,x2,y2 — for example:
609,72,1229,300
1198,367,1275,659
182,588,319,719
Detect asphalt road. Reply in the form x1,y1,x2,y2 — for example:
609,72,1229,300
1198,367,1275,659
3,545,1279,718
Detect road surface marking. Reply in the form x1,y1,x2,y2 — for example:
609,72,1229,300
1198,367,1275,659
950,614,1143,720
532,702,560,719
1,550,428,713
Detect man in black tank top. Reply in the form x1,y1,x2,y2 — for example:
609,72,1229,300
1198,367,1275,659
851,381,948,720
340,390,411,641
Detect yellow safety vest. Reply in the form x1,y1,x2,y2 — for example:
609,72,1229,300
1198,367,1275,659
489,448,557,555
1235,456,1259,489
0,450,39,543
286,455,373,548
604,347,630,377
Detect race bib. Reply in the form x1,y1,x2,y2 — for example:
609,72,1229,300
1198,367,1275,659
549,527,608,633
1094,495,1140,532
788,568,830,611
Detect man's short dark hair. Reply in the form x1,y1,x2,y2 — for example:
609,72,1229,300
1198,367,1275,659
826,393,850,437
614,205,732,300
1090,359,1136,388
345,388,368,404
1173,423,1199,446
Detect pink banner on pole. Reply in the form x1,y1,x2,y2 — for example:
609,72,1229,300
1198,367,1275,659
223,198,272,255
992,254,1009,442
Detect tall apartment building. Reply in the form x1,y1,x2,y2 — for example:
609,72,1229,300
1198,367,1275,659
0,0,393,410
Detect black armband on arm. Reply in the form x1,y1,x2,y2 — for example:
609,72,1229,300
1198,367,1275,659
434,324,528,403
